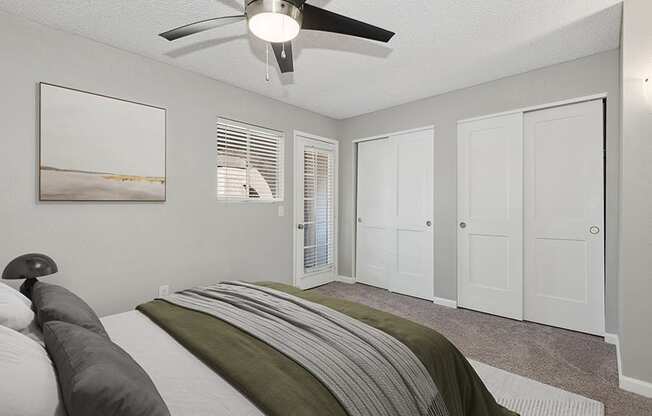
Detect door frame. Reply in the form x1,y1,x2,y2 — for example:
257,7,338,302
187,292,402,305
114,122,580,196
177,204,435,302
455,93,608,335
293,130,339,289
351,125,436,284
457,93,607,124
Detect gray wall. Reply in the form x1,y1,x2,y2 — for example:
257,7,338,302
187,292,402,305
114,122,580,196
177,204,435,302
619,0,652,385
0,11,338,317
338,49,621,333
0,9,626,338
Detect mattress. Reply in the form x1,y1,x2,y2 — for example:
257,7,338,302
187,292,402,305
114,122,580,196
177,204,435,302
101,310,264,416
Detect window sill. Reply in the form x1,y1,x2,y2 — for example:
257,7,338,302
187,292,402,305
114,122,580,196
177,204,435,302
217,198,284,204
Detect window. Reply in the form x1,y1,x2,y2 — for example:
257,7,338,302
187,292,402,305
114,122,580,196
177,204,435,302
217,118,284,202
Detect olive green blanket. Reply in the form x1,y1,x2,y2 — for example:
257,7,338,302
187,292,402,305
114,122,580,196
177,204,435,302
137,282,517,416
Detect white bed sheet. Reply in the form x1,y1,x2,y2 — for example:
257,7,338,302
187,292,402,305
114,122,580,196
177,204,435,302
101,310,264,416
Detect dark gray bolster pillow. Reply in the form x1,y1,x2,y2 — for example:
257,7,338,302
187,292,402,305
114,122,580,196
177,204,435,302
31,282,108,338
43,321,171,416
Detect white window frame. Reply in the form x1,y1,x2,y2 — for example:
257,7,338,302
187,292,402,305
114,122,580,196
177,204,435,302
217,117,285,203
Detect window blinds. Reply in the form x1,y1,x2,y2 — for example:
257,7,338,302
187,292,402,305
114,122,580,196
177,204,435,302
217,118,284,201
303,147,335,273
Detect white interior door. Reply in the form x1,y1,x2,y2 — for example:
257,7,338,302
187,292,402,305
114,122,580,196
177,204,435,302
524,100,605,335
356,138,393,289
389,129,434,300
295,134,337,289
458,113,524,320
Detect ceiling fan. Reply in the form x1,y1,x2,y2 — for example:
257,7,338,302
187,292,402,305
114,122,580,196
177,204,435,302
159,0,395,74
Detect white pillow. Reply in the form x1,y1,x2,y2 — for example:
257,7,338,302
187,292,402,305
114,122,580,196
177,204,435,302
0,282,35,331
0,325,66,416
21,320,45,346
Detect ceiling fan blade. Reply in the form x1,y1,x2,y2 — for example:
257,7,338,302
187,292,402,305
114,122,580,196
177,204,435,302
271,42,294,73
160,15,246,41
301,5,395,43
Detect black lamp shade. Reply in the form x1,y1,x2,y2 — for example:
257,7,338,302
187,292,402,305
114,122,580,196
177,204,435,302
2,253,58,280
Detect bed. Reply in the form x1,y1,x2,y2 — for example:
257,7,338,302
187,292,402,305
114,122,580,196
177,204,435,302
111,282,515,416
2,279,518,416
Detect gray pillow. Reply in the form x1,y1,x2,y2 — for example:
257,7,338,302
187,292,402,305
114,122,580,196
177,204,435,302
43,321,170,416
31,282,108,337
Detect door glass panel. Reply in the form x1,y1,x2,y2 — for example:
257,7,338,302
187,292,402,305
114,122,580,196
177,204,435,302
303,147,335,273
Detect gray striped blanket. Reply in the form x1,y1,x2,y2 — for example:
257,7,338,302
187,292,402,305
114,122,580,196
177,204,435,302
165,281,449,416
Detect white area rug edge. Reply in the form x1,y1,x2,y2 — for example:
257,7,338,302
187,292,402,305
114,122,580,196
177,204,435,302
469,359,604,416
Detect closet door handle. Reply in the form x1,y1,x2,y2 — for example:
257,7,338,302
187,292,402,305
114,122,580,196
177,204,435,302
459,222,467,229
589,226,600,235
426,220,432,227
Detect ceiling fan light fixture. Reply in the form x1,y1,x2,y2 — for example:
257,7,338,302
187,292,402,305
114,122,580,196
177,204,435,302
249,12,300,42
246,0,302,43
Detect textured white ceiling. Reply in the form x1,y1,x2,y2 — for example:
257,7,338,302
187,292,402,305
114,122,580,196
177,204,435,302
0,0,622,119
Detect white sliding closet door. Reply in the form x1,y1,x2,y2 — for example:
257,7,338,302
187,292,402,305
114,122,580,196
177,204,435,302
356,128,434,300
524,100,605,335
356,138,393,289
390,129,434,300
458,114,524,320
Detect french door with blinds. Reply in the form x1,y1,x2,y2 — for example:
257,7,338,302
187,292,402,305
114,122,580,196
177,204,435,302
294,133,338,289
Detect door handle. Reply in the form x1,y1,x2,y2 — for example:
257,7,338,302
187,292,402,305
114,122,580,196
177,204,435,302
590,226,600,235
459,222,467,229
357,217,363,224
297,224,304,230
426,220,432,227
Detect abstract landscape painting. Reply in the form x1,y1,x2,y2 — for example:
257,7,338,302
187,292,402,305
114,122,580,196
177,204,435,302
39,83,166,201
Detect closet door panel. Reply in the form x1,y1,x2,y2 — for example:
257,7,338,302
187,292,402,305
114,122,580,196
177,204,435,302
458,113,524,320
390,129,434,300
524,100,605,335
356,138,393,289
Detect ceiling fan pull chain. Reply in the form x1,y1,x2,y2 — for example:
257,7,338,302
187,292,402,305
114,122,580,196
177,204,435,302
265,43,270,82
281,18,287,59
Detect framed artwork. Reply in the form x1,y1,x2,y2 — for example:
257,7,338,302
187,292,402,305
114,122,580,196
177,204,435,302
39,83,166,201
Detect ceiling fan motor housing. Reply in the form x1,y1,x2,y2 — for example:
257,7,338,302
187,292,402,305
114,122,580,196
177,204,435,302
246,0,304,25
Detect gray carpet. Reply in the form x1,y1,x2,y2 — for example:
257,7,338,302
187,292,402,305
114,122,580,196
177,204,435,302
309,282,652,416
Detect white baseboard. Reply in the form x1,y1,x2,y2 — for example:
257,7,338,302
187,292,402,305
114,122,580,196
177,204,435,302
605,332,623,390
335,275,356,284
604,332,619,346
605,332,652,399
620,375,652,399
433,297,458,309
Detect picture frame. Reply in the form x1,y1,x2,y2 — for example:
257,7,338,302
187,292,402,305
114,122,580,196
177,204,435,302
39,83,167,202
